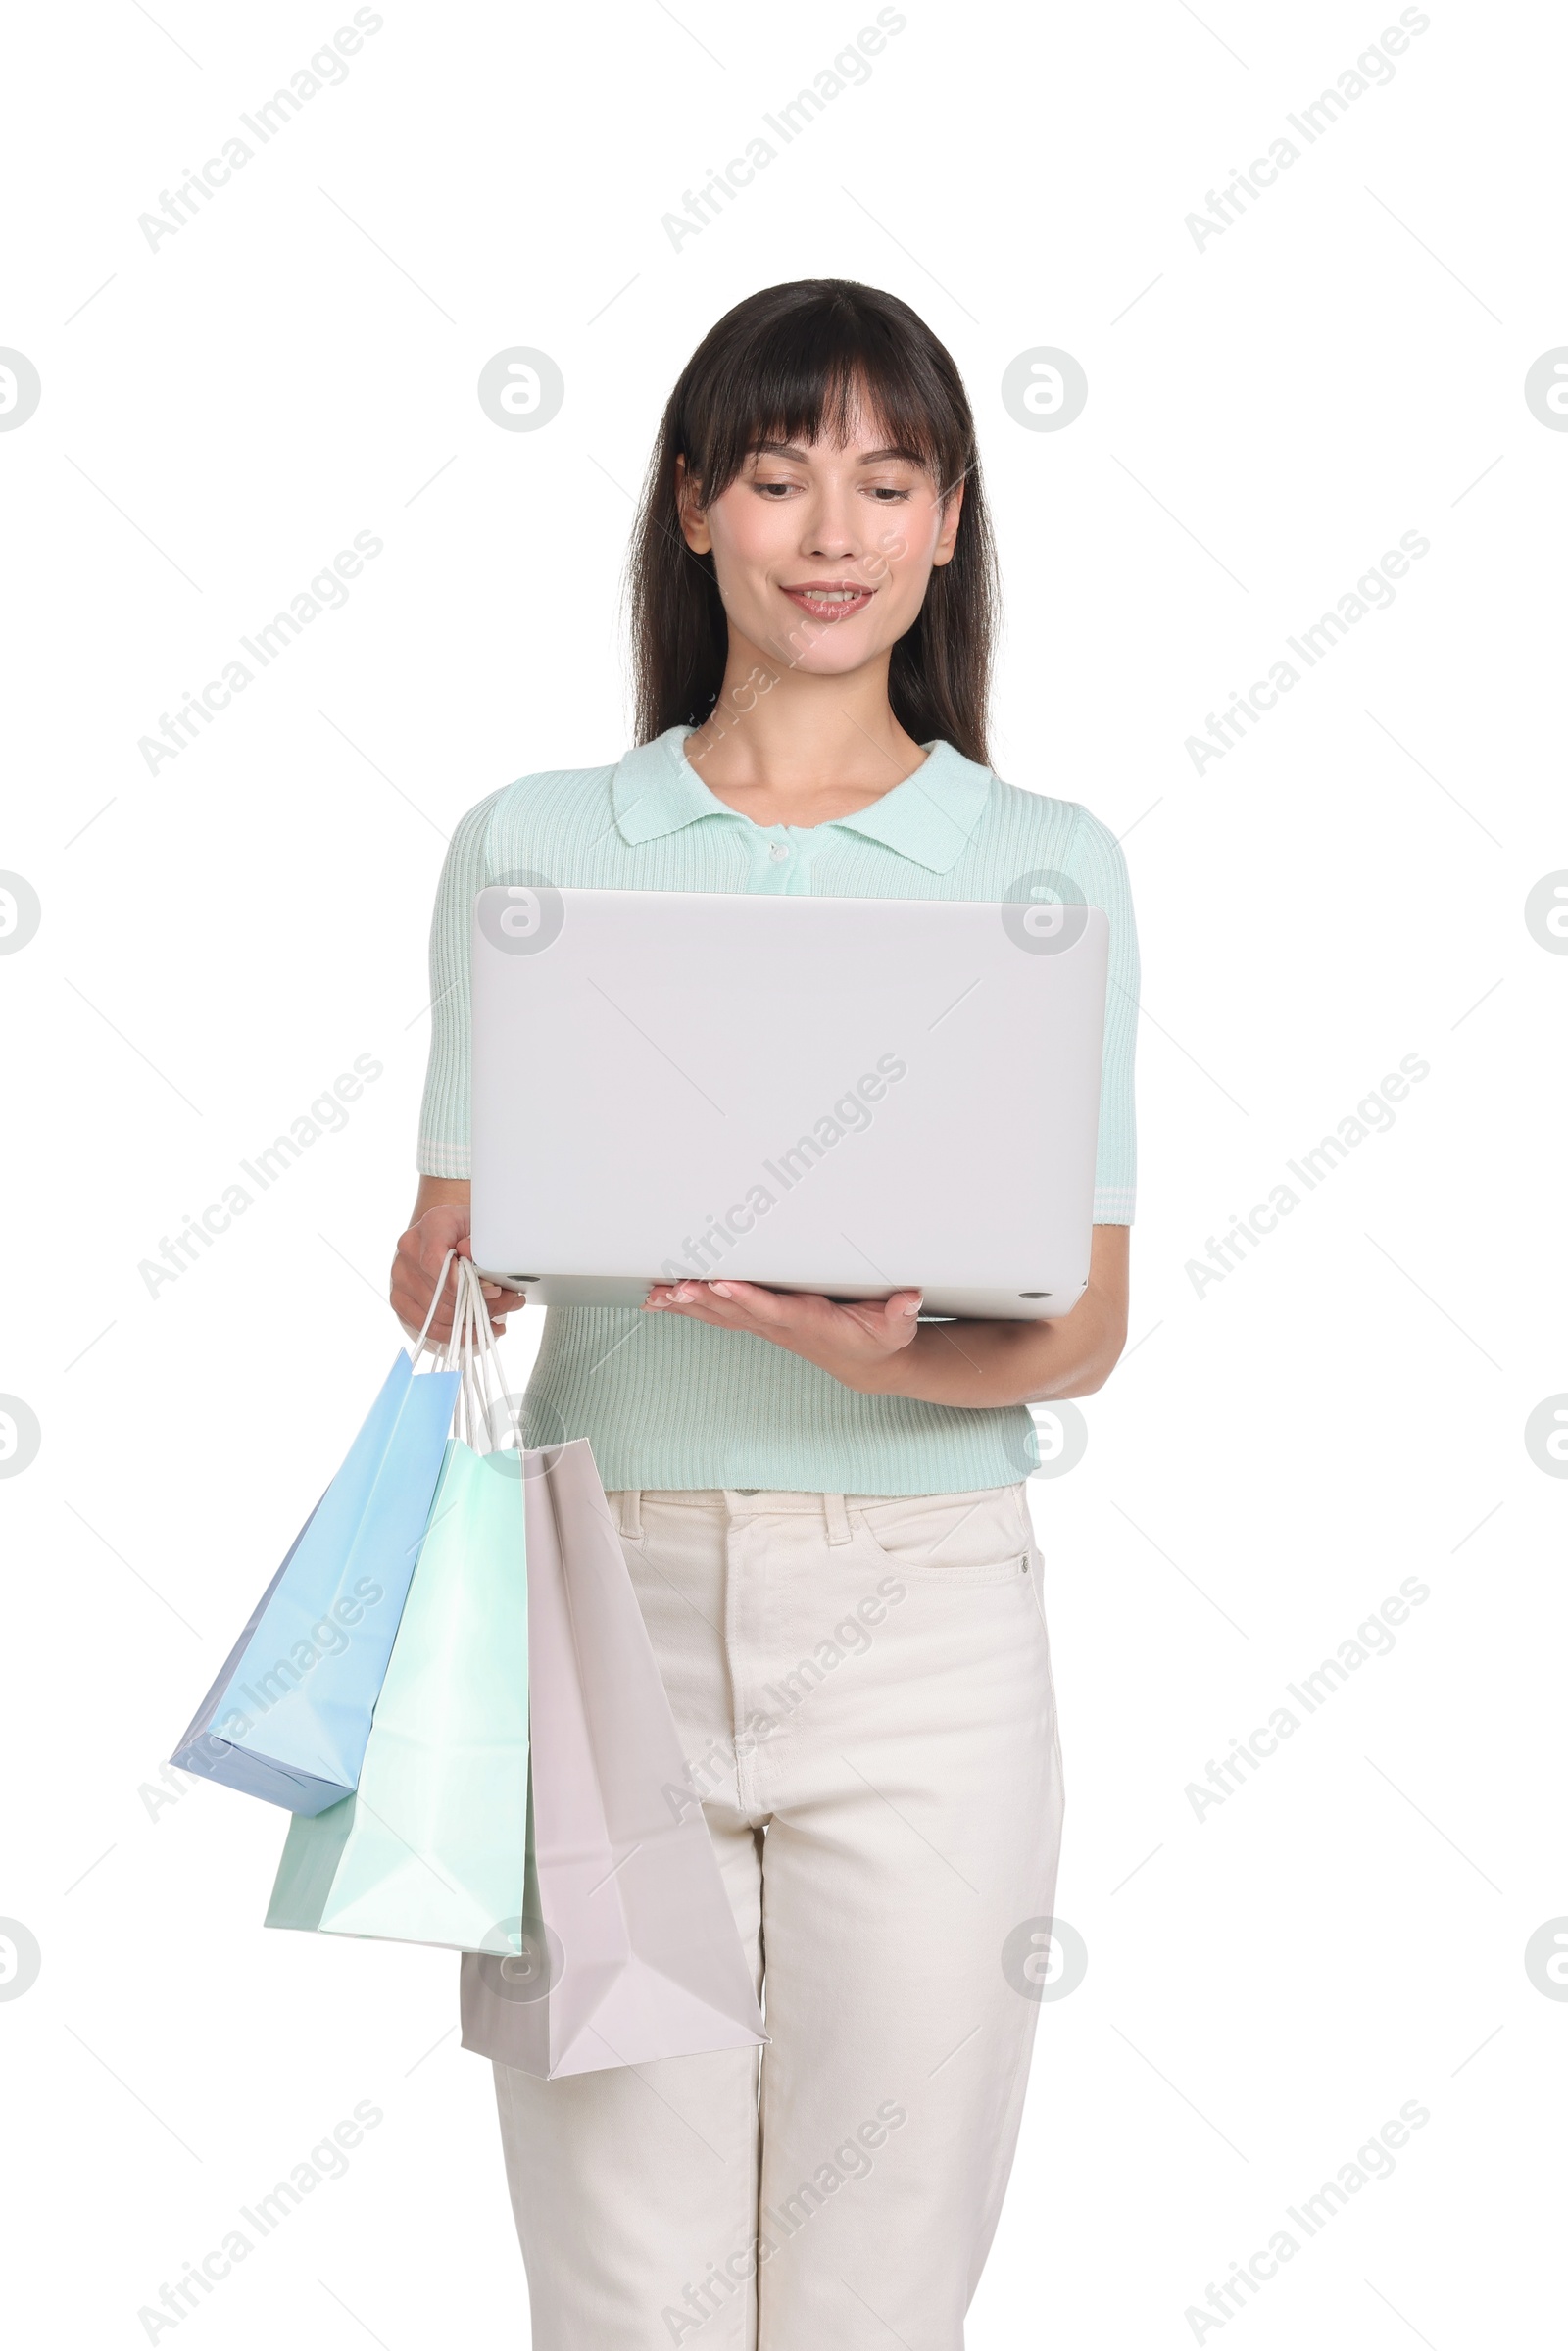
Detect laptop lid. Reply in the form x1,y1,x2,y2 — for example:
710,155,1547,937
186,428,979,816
469,886,1108,1321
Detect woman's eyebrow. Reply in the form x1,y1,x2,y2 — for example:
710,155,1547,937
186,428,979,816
750,438,927,465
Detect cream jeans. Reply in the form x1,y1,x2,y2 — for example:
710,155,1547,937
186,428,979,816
492,1482,1065,2351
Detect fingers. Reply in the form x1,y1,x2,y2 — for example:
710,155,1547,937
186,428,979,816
872,1291,923,1351
670,1279,782,1314
649,1280,737,1315
390,1281,457,1341
421,1227,465,1280
645,1282,709,1311
645,1279,805,1336
703,1281,804,1331
391,1287,515,1343
648,1293,740,1332
649,1297,731,1329
409,1209,507,1309
647,1280,923,1362
413,1201,468,1245
391,1215,522,1343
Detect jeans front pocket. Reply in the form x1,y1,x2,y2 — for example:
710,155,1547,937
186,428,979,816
853,1484,1035,1586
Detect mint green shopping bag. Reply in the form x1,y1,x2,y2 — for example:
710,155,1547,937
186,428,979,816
265,1264,528,1954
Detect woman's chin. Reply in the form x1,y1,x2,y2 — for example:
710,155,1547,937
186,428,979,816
759,624,894,676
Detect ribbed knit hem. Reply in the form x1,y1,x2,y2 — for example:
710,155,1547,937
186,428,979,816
517,1307,1041,1495
416,1138,472,1179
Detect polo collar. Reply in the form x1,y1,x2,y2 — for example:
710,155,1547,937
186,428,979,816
611,724,994,874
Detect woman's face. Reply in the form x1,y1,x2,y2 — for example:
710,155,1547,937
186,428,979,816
677,393,963,680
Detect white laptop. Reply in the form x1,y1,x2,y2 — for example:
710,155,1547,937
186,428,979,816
468,886,1108,1322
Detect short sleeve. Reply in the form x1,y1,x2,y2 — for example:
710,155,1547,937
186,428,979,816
416,791,501,1177
1067,805,1140,1223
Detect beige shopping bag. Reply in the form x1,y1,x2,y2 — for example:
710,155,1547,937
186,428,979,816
461,1440,767,2078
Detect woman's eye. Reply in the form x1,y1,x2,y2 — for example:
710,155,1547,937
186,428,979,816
866,485,912,502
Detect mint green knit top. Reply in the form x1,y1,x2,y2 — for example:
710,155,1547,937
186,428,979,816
417,726,1139,1494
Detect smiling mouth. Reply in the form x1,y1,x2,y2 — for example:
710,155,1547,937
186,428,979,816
781,581,876,620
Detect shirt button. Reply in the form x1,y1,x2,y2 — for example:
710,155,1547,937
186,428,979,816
768,841,789,862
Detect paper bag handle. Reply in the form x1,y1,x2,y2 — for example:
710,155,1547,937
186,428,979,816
438,1254,522,1456
409,1247,459,1364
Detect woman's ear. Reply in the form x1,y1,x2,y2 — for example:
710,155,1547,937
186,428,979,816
674,453,712,554
932,477,964,569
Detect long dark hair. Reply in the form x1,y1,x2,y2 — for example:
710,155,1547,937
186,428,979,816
629,279,998,766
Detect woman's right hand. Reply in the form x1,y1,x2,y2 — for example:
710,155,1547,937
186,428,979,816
390,1180,519,1342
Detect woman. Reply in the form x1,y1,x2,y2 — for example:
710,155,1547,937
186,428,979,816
391,278,1137,2350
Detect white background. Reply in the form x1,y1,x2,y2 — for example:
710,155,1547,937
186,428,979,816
2,0,1565,2343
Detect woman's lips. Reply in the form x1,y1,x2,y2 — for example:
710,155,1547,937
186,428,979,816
781,584,875,621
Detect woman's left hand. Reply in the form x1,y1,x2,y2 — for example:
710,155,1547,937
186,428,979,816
643,1279,923,1392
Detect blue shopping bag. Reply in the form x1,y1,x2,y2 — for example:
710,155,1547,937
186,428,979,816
265,1437,529,1950
265,1258,529,1938
171,1335,461,1814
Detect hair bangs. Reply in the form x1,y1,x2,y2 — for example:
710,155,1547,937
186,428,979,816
683,300,962,504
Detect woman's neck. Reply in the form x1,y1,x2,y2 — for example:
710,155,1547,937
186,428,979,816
685,646,928,827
